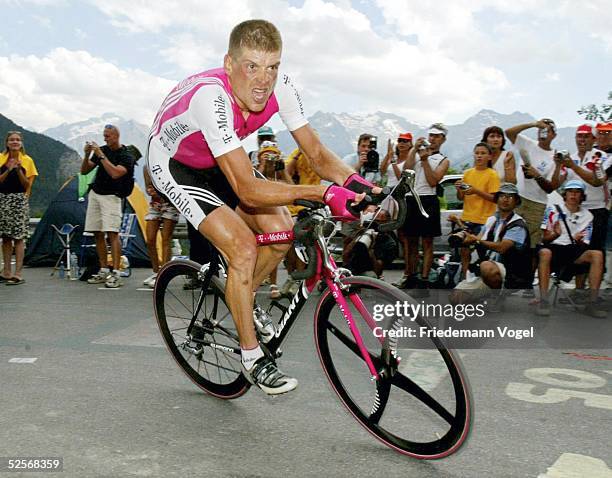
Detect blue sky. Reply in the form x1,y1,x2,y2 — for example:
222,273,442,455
0,0,610,131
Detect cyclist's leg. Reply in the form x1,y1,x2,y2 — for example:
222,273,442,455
236,205,293,290
198,207,259,350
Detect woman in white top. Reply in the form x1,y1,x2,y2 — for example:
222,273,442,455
482,126,516,184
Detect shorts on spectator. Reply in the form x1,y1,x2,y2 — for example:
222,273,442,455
454,261,506,294
538,243,590,280
515,197,546,248
85,190,122,232
401,195,441,237
146,200,180,222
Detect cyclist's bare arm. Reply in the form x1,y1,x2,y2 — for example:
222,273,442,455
216,146,327,208
291,124,355,184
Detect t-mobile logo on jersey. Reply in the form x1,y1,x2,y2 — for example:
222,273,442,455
159,120,190,151
213,95,233,144
161,182,192,218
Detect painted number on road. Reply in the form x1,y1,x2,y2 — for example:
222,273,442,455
538,453,612,478
506,368,612,411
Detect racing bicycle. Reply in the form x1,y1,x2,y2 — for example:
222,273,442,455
153,171,472,459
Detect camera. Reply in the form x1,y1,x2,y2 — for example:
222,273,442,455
418,140,431,152
459,183,471,191
554,150,570,163
364,136,379,173
448,230,468,248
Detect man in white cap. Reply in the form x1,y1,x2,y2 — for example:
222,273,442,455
399,123,450,296
536,180,606,318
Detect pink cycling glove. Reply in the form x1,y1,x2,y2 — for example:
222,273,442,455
343,173,376,194
324,185,359,221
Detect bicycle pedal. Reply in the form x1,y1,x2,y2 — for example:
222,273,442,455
274,348,283,358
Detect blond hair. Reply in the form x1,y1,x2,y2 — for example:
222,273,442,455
228,20,282,58
3,131,25,155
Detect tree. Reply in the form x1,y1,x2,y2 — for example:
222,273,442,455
577,91,612,122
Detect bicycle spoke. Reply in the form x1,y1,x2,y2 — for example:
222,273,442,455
326,320,382,369
390,370,455,425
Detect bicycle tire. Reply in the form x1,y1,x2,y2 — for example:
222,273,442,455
314,276,471,458
154,259,249,399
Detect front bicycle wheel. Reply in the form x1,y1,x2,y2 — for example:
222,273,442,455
314,276,471,458
154,259,249,399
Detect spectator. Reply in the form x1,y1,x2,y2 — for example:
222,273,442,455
481,126,516,184
0,131,38,285
536,180,605,318
451,183,531,305
595,122,612,285
505,118,565,296
564,124,608,257
256,141,291,298
142,168,180,288
80,125,135,288
400,123,450,296
248,126,277,167
345,205,399,279
455,142,501,279
341,133,381,266
382,133,418,289
342,133,382,185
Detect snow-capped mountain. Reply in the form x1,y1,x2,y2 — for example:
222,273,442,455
43,113,150,189
277,109,578,169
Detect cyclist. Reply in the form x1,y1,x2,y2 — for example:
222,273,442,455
147,19,377,395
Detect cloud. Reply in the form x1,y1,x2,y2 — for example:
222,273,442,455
86,0,511,124
0,48,175,130
544,73,560,82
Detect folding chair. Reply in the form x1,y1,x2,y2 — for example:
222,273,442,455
550,263,590,311
50,224,79,278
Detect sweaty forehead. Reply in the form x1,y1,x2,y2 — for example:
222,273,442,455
235,48,281,63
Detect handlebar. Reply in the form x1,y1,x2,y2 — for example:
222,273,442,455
289,170,428,280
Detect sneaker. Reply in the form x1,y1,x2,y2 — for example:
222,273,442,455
242,356,298,395
253,303,276,343
269,284,281,300
583,299,607,319
105,271,123,288
393,274,416,289
535,299,551,316
143,273,157,288
87,270,109,284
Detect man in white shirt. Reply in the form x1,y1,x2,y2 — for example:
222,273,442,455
536,180,606,318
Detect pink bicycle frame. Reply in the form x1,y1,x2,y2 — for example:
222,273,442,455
255,230,382,380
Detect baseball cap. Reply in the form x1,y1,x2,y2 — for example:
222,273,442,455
494,182,521,204
576,124,595,136
257,126,274,137
428,123,448,136
563,179,586,191
595,122,612,132
398,132,413,141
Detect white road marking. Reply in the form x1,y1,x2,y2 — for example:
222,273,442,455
506,383,612,410
9,358,38,363
524,368,607,389
136,288,154,291
537,453,612,478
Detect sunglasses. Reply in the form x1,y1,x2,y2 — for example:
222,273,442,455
397,139,411,143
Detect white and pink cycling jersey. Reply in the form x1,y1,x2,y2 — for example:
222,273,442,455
147,67,307,169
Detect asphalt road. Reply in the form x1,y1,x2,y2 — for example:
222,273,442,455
0,268,611,478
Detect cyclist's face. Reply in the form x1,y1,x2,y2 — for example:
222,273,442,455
225,47,281,114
